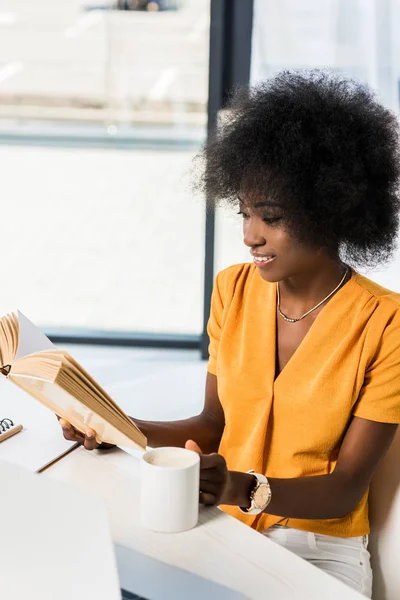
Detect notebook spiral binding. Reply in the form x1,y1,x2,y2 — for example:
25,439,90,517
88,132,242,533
0,418,14,433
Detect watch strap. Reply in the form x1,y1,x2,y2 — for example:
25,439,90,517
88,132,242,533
239,470,271,515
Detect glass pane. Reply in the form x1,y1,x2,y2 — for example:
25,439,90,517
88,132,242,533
0,1,210,335
214,206,248,275
0,1,209,135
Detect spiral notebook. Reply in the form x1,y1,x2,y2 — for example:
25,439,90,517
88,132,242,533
0,376,80,473
0,418,23,443
0,417,79,473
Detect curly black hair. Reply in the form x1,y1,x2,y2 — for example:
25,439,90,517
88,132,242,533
195,70,400,267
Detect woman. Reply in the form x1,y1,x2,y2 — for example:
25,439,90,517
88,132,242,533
60,71,400,597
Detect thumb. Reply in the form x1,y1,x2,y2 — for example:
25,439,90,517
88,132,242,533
185,439,203,454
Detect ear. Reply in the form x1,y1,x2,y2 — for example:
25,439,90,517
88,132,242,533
185,439,203,454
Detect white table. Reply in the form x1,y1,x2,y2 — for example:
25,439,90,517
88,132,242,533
44,445,365,600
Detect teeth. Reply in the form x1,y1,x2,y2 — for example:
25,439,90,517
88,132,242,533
253,256,275,262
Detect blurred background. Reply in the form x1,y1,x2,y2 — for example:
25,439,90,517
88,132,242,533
0,0,398,354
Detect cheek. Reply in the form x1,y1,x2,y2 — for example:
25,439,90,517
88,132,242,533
270,228,287,245
270,230,310,262
265,227,291,250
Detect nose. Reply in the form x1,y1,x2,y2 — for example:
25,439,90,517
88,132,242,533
243,216,266,248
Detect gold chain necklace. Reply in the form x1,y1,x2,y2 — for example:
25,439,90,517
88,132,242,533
277,268,349,323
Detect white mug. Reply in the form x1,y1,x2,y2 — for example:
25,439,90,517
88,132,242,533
140,447,200,533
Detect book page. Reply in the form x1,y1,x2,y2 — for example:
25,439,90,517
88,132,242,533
15,310,56,361
0,312,19,366
9,373,146,450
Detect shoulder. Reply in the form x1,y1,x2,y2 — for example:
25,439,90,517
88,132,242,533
215,262,264,300
352,273,400,352
353,272,400,311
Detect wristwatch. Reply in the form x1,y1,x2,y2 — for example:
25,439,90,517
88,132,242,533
239,470,272,515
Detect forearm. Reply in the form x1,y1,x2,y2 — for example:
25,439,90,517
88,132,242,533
226,471,359,520
131,414,222,454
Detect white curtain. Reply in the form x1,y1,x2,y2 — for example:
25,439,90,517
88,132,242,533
251,0,400,112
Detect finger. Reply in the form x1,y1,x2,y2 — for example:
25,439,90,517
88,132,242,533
63,430,84,443
200,479,221,496
199,453,225,470
185,439,203,454
58,418,72,429
60,421,85,443
199,491,217,506
199,468,226,482
83,429,99,451
98,442,115,450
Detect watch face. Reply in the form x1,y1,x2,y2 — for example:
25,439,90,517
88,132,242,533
254,484,270,508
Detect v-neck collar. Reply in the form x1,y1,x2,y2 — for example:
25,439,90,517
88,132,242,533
255,267,358,387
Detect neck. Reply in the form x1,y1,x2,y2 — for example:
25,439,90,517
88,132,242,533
278,260,349,314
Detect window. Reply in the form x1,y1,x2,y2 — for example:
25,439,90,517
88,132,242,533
0,1,211,335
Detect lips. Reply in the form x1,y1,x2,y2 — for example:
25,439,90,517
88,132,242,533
251,253,276,261
252,253,277,268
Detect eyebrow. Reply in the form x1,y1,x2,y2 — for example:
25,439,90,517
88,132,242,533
238,197,282,209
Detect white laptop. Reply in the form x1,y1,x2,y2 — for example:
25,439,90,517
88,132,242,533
0,460,121,600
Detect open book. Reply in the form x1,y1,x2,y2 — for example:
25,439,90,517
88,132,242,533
0,311,147,450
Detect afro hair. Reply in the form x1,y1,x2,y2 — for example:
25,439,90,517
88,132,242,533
195,69,400,267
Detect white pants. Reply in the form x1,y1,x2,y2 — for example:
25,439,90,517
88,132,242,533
263,525,373,598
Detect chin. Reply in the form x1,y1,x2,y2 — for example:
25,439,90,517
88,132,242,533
255,265,282,283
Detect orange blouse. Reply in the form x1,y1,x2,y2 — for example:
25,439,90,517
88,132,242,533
207,263,400,537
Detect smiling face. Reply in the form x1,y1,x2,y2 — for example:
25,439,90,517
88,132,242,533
238,197,330,282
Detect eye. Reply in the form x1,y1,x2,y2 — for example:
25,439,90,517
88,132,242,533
263,217,282,225
237,210,250,220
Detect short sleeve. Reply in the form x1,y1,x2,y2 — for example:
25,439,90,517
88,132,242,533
353,310,400,423
207,273,224,376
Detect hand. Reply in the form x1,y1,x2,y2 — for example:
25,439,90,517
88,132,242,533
185,439,231,506
57,417,114,451
185,440,256,508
